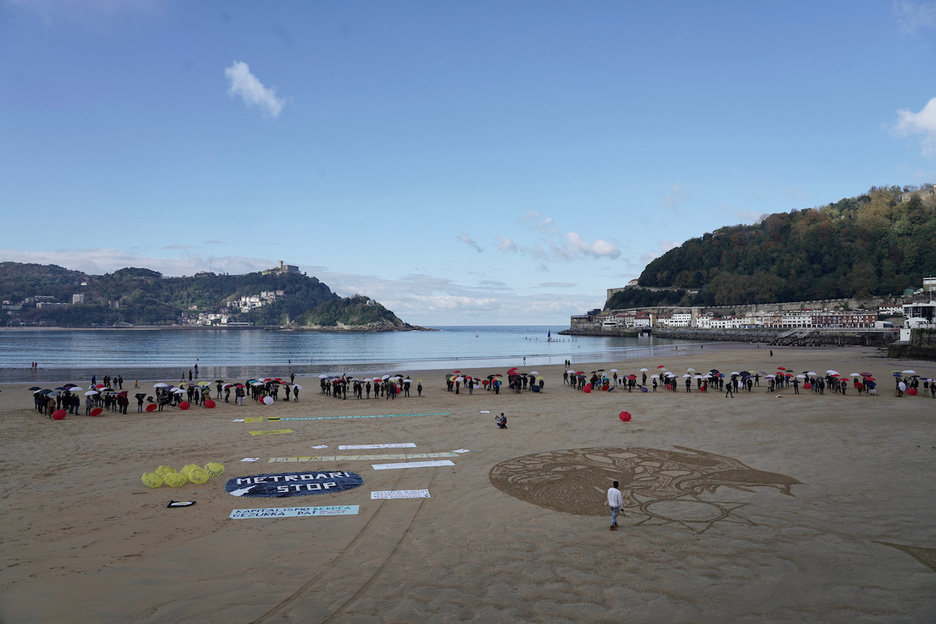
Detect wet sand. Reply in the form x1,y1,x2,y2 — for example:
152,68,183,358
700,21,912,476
2,345,936,623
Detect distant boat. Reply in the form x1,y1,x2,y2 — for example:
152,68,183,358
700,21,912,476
547,330,551,341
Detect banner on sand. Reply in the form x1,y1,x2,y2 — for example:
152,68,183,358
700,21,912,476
340,443,417,450
225,471,363,498
371,489,430,499
248,429,294,436
372,460,455,470
269,452,457,463
230,505,359,519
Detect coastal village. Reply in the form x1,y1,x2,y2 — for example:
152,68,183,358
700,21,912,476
568,277,936,351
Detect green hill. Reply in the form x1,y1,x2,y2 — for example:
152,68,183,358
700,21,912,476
0,263,414,329
606,185,936,310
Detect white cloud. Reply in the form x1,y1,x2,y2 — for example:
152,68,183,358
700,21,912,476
564,233,621,259
224,61,285,118
894,1,936,36
0,248,271,277
495,236,518,252
521,210,558,234
456,233,482,253
892,97,936,156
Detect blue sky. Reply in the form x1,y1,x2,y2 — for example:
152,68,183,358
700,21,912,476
2,1,935,326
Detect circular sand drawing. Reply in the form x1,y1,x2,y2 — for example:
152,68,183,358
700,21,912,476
489,446,801,533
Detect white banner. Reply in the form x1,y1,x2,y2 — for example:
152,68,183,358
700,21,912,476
339,443,417,450
229,505,359,519
372,460,455,470
371,489,431,499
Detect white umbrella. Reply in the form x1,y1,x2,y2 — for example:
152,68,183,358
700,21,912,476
796,374,806,379
609,369,618,372
639,368,648,372
902,369,917,375
293,385,302,390
687,367,695,372
69,386,83,392
651,374,659,379
529,371,539,375
849,373,860,377
826,370,838,375
154,383,168,388
84,390,98,395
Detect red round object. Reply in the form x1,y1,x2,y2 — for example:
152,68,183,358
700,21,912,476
908,388,918,396
52,409,67,420
89,407,103,417
804,383,812,389
204,399,216,408
145,404,157,412
619,411,632,422
179,401,190,410
583,383,592,393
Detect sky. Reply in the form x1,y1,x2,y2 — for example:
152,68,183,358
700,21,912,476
2,1,936,326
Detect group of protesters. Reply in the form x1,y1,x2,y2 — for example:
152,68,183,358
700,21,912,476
320,375,422,400
558,366,925,400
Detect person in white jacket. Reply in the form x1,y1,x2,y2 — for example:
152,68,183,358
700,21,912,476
607,481,623,531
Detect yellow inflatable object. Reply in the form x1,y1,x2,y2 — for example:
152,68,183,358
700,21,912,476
188,467,210,484
163,472,188,487
141,472,163,488
204,462,225,477
155,465,177,477
180,463,201,477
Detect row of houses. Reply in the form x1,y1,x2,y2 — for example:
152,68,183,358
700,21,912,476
596,306,901,330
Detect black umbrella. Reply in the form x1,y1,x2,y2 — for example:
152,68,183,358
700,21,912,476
28,386,41,391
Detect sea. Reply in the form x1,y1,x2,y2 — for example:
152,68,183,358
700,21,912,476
0,326,704,384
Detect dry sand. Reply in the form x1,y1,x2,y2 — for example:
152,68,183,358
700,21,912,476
2,345,936,623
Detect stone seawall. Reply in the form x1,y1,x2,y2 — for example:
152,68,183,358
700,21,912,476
560,327,897,347
887,329,936,360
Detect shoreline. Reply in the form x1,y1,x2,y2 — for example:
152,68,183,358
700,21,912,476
0,341,869,385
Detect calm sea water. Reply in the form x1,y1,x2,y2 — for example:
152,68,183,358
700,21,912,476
0,326,692,383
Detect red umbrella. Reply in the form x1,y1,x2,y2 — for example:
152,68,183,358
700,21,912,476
204,399,216,408
52,409,67,420
657,365,666,369
777,366,787,371
179,401,190,410
619,411,632,422
89,407,103,416
145,404,158,412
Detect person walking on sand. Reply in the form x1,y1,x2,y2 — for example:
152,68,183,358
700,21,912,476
607,481,623,530
725,380,734,398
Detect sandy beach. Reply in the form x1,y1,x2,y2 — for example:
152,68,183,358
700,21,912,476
2,344,936,623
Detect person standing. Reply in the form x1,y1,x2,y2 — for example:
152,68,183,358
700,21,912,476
607,481,623,530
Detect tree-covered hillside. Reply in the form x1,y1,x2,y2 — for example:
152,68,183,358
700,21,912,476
607,186,936,309
0,263,412,329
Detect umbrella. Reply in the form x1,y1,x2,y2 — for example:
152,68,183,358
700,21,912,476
69,386,83,392
902,370,917,375
293,385,302,390
84,390,99,396
687,367,695,372
849,373,860,377
154,383,168,388
28,386,41,391
610,369,618,372
657,365,666,369
639,368,648,372
135,393,147,398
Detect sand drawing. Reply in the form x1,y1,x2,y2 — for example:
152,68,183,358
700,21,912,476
489,446,801,533
874,542,936,573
